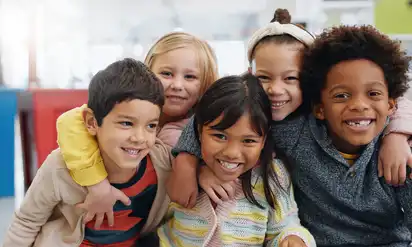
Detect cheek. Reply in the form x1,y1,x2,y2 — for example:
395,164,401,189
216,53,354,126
244,147,262,168
200,138,217,161
146,132,157,147
97,129,120,150
185,81,201,98
158,76,171,90
288,84,302,101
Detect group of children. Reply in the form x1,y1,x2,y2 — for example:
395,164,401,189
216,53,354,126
3,8,412,247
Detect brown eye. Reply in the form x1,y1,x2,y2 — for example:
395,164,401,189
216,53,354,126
160,71,172,77
368,91,382,97
334,93,350,99
257,75,270,82
212,133,226,140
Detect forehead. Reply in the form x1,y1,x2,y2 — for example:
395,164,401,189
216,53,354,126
253,43,303,71
205,113,261,137
109,99,161,120
153,46,200,67
325,59,386,88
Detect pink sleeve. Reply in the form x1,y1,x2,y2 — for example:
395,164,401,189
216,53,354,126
384,97,412,137
157,126,183,148
157,118,190,148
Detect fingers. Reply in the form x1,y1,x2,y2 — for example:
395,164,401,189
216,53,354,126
187,191,198,209
391,165,399,186
399,163,406,185
204,187,222,205
221,182,236,200
113,187,131,206
408,154,412,167
76,203,86,210
106,211,114,227
212,185,229,201
384,162,393,185
83,211,95,224
378,158,383,178
94,213,105,229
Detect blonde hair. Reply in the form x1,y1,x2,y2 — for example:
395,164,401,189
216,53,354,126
144,32,219,96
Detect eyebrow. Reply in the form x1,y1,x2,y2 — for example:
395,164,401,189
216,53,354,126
208,128,262,138
329,80,386,92
255,69,299,74
117,114,159,122
243,134,262,139
184,69,200,74
156,65,200,76
156,65,172,70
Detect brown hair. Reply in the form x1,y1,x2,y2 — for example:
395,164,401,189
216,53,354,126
88,58,164,126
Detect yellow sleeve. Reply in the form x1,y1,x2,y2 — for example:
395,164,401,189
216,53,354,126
56,104,108,186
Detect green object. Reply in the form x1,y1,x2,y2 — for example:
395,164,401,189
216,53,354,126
375,0,412,34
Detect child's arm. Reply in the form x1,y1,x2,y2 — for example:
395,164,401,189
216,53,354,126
168,117,201,208
378,97,412,185
56,105,107,186
3,157,60,246
56,105,130,227
157,119,189,148
265,160,316,247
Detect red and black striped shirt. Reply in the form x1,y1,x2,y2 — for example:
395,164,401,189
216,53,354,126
80,156,157,247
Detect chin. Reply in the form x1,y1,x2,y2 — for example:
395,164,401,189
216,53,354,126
272,113,288,122
345,138,373,149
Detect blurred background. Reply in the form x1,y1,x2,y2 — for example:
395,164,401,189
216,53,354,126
0,0,411,241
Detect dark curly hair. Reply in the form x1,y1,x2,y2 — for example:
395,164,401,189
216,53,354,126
301,25,411,110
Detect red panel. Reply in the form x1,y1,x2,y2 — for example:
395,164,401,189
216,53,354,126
32,89,88,167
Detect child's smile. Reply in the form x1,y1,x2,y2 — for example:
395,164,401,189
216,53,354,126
343,117,375,132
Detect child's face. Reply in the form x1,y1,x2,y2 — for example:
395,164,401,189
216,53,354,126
151,46,201,119
253,42,304,121
199,113,266,182
89,99,160,171
315,59,396,154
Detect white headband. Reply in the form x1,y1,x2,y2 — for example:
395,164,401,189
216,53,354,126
247,22,315,63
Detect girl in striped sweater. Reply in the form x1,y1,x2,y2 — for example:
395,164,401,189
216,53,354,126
157,74,315,247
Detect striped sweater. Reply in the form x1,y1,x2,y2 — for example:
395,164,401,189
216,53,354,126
157,159,316,247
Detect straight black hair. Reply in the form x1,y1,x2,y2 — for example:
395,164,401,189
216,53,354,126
195,73,283,209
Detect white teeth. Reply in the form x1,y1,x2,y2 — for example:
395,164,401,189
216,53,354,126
124,148,139,155
272,101,288,107
346,120,371,126
219,160,239,170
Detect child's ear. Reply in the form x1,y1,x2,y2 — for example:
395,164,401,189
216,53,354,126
313,104,325,120
82,108,98,136
388,98,397,115
247,67,252,74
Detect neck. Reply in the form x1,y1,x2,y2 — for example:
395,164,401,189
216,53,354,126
101,153,138,184
159,112,190,128
106,166,137,184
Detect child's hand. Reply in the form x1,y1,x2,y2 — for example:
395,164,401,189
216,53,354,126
378,133,412,186
280,235,307,247
77,179,131,229
198,165,237,205
166,153,198,208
